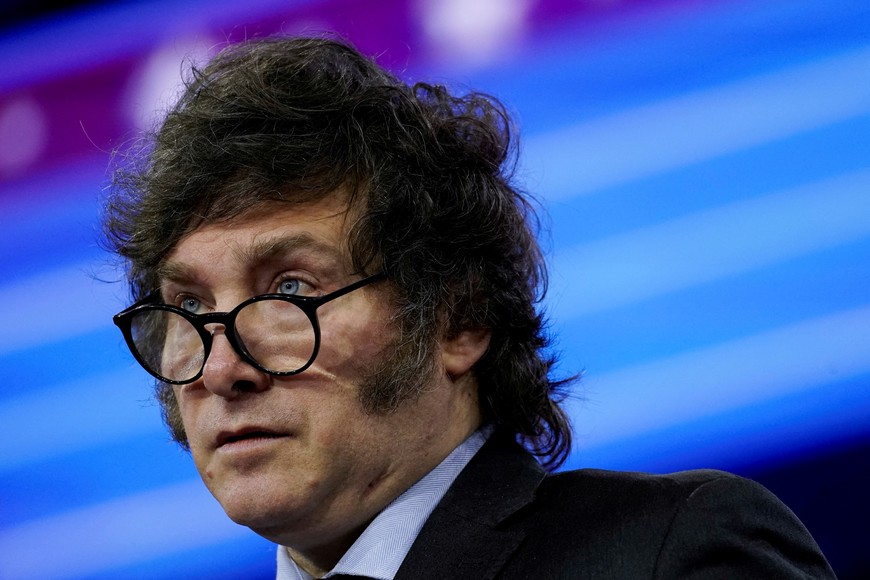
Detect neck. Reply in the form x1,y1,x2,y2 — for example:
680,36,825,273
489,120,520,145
280,374,483,575
284,422,484,578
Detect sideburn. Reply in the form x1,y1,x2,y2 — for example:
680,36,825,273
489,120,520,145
356,323,439,415
157,382,190,449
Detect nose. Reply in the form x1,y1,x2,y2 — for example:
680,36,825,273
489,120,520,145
200,329,270,398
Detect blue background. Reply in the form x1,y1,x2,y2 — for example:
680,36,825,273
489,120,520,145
1,0,868,577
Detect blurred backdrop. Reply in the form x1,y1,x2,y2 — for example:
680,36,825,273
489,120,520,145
1,0,868,578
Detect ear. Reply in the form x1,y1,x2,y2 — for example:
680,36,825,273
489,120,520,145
440,328,491,379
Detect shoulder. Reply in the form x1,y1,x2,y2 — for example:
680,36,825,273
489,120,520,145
521,467,836,578
542,466,737,497
516,468,741,554
538,467,773,515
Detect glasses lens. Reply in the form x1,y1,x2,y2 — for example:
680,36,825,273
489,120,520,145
130,308,205,383
235,298,316,374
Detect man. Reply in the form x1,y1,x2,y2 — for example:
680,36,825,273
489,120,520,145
106,36,836,579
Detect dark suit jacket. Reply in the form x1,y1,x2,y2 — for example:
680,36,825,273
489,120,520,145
396,433,836,579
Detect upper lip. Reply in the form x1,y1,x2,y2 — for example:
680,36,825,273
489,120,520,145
215,426,288,448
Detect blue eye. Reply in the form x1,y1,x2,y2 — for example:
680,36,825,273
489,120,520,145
180,297,202,313
277,279,302,295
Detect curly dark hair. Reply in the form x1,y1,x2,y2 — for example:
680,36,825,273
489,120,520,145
104,35,574,469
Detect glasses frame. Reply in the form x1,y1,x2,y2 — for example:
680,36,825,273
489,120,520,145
113,272,386,385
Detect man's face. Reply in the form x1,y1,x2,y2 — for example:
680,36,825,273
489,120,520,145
159,196,482,556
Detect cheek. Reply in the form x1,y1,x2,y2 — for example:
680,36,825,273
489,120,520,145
315,306,396,375
171,385,211,447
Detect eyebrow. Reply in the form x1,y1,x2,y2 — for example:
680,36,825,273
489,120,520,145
238,232,343,267
155,260,197,285
155,232,344,285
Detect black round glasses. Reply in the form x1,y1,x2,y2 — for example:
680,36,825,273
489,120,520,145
112,273,385,385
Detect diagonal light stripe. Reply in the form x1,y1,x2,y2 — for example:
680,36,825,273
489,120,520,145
0,262,125,356
524,46,870,200
0,479,251,580
566,304,870,448
0,368,161,472
566,375,870,474
550,169,870,319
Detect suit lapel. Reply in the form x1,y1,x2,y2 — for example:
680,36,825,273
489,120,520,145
395,434,546,580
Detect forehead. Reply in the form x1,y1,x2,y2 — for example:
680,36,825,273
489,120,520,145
159,197,354,278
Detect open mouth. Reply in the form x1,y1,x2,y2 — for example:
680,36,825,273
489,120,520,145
218,430,287,448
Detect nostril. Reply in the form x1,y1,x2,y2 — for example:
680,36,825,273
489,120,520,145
232,380,258,393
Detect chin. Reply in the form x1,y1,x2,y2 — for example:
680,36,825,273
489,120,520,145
221,495,306,541
207,475,306,531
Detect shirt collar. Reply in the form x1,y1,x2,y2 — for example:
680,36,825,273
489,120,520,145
276,426,492,580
